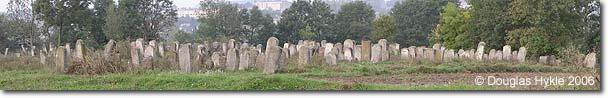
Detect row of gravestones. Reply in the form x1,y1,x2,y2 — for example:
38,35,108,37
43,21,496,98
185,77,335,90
45,37,598,74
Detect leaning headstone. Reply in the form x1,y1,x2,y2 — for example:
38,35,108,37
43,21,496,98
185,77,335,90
371,44,382,63
361,41,371,61
584,53,596,68
475,42,485,61
264,37,281,74
226,48,239,71
517,47,527,63
179,43,192,72
4,48,8,56
104,40,116,61
502,45,512,61
54,47,67,73
74,39,85,63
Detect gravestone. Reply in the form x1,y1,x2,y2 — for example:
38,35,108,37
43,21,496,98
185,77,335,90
264,37,281,74
54,47,67,73
179,43,192,72
517,47,527,63
539,56,548,64
248,49,258,69
74,39,85,63
400,48,409,60
226,48,238,71
325,47,338,65
353,45,362,61
212,52,223,69
324,43,334,57
129,42,140,69
476,42,485,61
495,50,503,61
228,39,235,49
408,46,416,59
378,39,389,61
158,42,165,57
40,50,46,65
143,45,155,69
584,53,596,68
334,43,344,61
104,40,116,61
298,45,311,68
371,44,382,63
4,48,8,56
416,47,425,59
239,44,250,70
361,41,371,61
489,49,496,60
502,45,511,61
255,52,266,70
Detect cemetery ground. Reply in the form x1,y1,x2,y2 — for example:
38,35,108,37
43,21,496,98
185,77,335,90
0,56,599,90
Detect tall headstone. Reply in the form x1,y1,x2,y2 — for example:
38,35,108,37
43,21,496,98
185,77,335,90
371,44,382,63
353,45,362,61
143,45,155,69
4,48,8,56
517,47,527,63
264,37,281,74
324,43,334,57
104,40,116,61
212,52,223,69
361,41,371,61
54,47,67,73
158,42,165,57
226,48,239,71
489,49,496,60
239,44,250,70
343,39,354,61
298,45,311,68
476,42,485,61
40,50,46,65
325,47,338,65
74,39,85,63
130,42,140,69
502,45,512,61
179,43,192,72
378,39,389,61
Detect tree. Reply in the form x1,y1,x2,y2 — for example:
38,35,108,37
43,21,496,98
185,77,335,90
103,1,124,41
196,1,243,42
507,0,586,57
33,0,94,46
467,0,511,49
431,2,472,49
117,0,176,41
335,1,375,42
244,6,276,45
277,0,334,43
371,15,396,42
391,0,445,47
7,0,42,48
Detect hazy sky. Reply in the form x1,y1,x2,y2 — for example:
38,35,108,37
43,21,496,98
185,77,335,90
0,0,206,12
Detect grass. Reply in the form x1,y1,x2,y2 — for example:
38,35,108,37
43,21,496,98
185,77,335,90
0,56,598,90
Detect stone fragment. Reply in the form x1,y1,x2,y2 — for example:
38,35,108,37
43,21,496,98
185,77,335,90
584,53,596,68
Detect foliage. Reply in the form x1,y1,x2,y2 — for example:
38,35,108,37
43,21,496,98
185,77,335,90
371,15,396,42
431,2,472,49
334,1,375,41
391,0,445,47
466,0,511,49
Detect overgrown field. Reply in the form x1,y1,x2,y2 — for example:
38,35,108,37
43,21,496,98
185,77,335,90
0,56,600,90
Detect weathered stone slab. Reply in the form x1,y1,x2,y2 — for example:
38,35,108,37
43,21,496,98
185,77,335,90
298,45,311,68
130,42,140,69
502,45,511,61
378,39,389,61
74,39,85,63
40,50,46,65
517,47,527,63
212,52,223,69
476,42,485,61
495,50,503,61
324,43,334,57
361,41,371,61
143,45,155,69
325,47,338,65
238,44,250,70
371,44,382,63
584,53,596,68
54,47,67,73
226,48,238,71
335,43,344,61
264,37,281,74
489,49,496,60
539,56,548,65
179,43,192,72
353,45,361,61
104,40,116,61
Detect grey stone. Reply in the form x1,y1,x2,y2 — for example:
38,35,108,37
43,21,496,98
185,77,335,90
179,43,192,72
40,50,46,65
74,39,85,63
476,42,485,61
54,47,68,73
298,45,311,68
361,41,371,61
143,45,155,69
539,56,548,64
584,53,596,68
104,40,116,61
130,42,140,69
264,37,281,74
226,48,238,71
489,49,496,60
378,39,389,61
400,48,409,60
325,47,338,65
502,45,511,61
212,52,223,69
353,45,362,61
517,47,527,63
371,44,382,63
